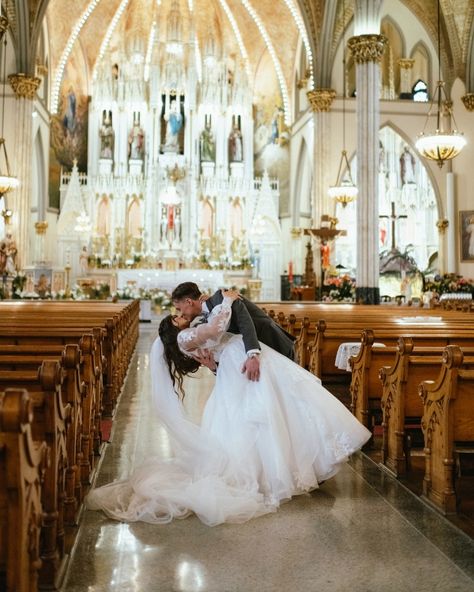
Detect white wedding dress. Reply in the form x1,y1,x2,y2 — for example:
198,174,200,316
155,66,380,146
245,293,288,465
87,298,371,526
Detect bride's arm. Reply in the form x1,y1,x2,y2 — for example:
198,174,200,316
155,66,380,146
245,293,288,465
177,294,235,353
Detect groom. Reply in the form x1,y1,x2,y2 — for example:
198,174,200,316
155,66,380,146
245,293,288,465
171,282,295,381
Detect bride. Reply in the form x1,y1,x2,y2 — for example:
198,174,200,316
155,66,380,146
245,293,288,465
87,290,371,526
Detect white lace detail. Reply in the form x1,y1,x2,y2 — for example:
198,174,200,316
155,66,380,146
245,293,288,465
178,298,233,355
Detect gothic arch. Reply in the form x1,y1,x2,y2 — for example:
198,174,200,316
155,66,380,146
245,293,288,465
32,130,46,213
379,120,442,216
466,16,474,91
410,40,432,94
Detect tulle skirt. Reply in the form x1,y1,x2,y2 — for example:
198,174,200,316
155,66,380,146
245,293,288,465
86,336,371,525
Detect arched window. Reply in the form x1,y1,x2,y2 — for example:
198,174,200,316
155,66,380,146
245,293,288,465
412,79,429,102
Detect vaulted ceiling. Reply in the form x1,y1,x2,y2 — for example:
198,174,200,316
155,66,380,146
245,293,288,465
5,1,474,97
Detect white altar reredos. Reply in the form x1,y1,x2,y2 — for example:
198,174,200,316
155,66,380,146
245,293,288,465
56,0,282,300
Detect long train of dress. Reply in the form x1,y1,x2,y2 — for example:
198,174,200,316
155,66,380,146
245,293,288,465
87,323,371,526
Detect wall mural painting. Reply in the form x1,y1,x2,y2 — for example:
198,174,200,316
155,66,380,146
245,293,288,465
49,51,89,209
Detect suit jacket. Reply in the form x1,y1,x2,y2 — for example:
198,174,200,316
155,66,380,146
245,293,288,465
205,291,295,360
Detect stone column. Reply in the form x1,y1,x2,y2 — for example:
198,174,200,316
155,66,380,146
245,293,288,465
306,88,336,290
348,34,386,304
8,73,41,269
461,93,474,111
445,171,456,273
34,221,48,266
398,58,415,99
436,219,449,275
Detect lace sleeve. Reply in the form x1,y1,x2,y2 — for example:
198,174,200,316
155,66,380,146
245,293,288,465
177,297,233,354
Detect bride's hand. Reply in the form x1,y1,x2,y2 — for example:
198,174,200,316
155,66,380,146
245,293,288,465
221,288,241,302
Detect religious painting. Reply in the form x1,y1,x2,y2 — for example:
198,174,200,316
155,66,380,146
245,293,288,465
253,51,290,215
49,47,89,209
34,269,52,297
459,210,474,261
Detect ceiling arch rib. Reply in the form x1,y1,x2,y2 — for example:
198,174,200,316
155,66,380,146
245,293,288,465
281,0,314,88
239,0,290,124
217,0,251,80
93,0,130,80
51,0,102,113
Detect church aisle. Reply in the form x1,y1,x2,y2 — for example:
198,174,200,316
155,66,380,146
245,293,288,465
63,322,474,592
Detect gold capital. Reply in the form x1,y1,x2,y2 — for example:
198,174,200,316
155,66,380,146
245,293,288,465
398,58,415,70
461,93,474,112
0,15,9,41
307,88,336,112
348,34,387,64
8,73,42,99
436,219,449,234
35,221,48,235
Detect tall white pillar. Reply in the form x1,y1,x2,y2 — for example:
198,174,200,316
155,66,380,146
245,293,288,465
348,34,386,304
8,73,41,268
446,171,456,273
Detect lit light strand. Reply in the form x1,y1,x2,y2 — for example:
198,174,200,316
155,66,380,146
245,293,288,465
240,0,290,124
93,0,130,80
52,0,101,114
218,0,251,81
281,0,313,88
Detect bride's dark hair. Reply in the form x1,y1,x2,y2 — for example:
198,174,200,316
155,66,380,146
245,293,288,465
158,315,200,398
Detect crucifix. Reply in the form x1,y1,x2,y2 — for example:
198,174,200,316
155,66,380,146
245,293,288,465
379,201,407,251
304,215,347,295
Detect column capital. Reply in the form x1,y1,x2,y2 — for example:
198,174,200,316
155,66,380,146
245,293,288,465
8,73,42,99
0,15,9,41
348,34,387,64
307,88,336,112
461,93,474,111
436,219,449,234
398,58,415,70
35,221,48,235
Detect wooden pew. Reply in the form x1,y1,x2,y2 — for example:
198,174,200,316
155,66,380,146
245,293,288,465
419,346,474,515
349,329,397,430
0,388,48,592
0,344,84,523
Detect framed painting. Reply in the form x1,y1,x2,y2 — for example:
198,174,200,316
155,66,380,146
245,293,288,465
459,210,474,261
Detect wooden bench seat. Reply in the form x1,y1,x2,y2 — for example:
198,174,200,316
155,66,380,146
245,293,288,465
0,388,47,592
379,338,474,477
419,346,474,515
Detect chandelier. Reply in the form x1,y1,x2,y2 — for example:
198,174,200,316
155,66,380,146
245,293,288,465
328,0,357,207
0,17,19,197
415,0,466,167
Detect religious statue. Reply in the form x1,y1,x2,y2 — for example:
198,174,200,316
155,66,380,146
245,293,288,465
163,99,183,153
3,233,17,275
200,117,216,162
400,146,416,185
128,113,145,160
0,240,6,275
228,123,243,162
467,216,474,257
79,246,89,276
99,111,114,160
321,241,330,270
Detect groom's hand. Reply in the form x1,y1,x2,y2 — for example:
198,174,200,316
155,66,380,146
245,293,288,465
242,356,260,381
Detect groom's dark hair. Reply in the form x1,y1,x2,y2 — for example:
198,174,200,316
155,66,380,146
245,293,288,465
171,282,202,301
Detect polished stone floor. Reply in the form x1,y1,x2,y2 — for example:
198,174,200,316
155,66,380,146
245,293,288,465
63,322,474,592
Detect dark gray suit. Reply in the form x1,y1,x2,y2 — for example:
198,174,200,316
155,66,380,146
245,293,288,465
205,291,295,360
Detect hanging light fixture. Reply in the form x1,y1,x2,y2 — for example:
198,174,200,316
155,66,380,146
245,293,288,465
328,0,357,207
415,0,466,167
0,16,19,198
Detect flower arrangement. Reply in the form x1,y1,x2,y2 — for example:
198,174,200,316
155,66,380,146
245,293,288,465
321,274,356,302
423,273,474,296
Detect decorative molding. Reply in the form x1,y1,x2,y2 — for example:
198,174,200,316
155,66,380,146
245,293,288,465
461,93,474,111
436,219,449,234
347,34,387,64
8,74,41,99
0,15,9,41
398,58,415,70
290,227,303,237
35,221,48,235
307,88,336,112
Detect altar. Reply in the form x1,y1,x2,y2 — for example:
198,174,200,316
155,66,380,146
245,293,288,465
115,269,226,293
